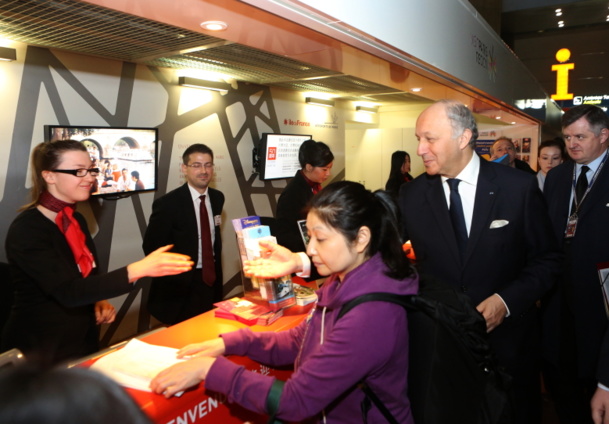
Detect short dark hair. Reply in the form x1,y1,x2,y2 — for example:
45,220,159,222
0,364,153,424
131,170,140,180
298,139,334,168
182,143,214,164
562,105,609,136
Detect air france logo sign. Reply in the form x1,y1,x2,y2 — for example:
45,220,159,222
551,48,574,101
267,147,277,161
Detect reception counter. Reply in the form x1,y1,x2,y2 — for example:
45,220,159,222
86,298,314,424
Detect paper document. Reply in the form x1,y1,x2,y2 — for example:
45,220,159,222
598,262,609,319
91,338,184,393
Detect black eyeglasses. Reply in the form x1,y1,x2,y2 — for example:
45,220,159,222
186,163,214,170
52,168,100,177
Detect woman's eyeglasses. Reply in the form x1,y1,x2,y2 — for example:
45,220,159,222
52,168,101,177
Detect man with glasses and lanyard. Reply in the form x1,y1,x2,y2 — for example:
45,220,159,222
144,143,224,325
541,104,609,424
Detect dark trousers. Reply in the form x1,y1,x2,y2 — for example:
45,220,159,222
172,270,216,325
490,311,542,424
542,360,595,424
504,355,542,424
541,240,596,424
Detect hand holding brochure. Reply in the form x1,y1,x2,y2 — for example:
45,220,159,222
91,338,184,394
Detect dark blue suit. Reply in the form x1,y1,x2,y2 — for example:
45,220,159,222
541,155,609,422
399,156,561,423
143,183,224,325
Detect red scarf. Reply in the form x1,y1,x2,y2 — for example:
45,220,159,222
39,191,95,277
301,171,322,195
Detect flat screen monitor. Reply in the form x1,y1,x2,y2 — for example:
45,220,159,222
257,133,312,180
45,125,158,198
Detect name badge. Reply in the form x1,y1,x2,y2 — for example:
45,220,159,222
214,215,222,226
565,214,578,238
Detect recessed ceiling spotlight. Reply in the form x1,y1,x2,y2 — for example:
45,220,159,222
200,21,228,31
411,87,422,92
555,8,562,13
558,21,564,27
556,11,562,16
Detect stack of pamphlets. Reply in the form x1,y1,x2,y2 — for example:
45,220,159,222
214,297,284,326
232,215,296,310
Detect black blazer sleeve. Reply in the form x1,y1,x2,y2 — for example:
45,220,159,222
6,209,132,308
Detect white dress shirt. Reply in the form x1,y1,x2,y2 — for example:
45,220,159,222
188,184,216,269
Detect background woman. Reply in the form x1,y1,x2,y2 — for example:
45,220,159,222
537,139,566,190
151,181,418,423
385,150,413,196
2,140,193,364
275,139,334,255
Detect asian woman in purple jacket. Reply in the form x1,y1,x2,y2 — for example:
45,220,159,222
151,181,418,423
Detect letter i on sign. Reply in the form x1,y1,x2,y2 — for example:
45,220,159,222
551,48,574,101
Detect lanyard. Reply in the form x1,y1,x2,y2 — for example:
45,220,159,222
571,149,608,214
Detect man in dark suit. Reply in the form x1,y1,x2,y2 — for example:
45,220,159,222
541,104,609,424
143,144,224,325
399,100,561,424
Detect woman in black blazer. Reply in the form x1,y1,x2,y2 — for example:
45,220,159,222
275,139,334,255
2,139,192,364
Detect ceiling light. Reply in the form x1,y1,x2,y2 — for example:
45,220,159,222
356,105,378,113
411,87,422,92
0,46,16,61
556,11,562,16
305,97,335,107
178,76,230,92
200,21,228,31
555,8,561,13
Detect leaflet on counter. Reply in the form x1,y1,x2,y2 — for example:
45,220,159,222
91,338,184,394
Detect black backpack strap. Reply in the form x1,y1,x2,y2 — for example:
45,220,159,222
338,293,412,424
337,293,412,320
266,379,285,424
361,383,400,424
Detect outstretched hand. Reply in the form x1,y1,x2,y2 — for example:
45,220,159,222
127,245,193,282
243,240,302,279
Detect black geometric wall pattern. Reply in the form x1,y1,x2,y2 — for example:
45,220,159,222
0,45,286,346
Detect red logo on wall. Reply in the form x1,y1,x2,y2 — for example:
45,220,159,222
267,147,277,160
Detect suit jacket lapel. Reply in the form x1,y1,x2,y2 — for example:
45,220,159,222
425,176,462,266
466,162,498,265
579,159,609,220
178,183,199,247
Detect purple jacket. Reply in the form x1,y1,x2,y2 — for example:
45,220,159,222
205,253,418,423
